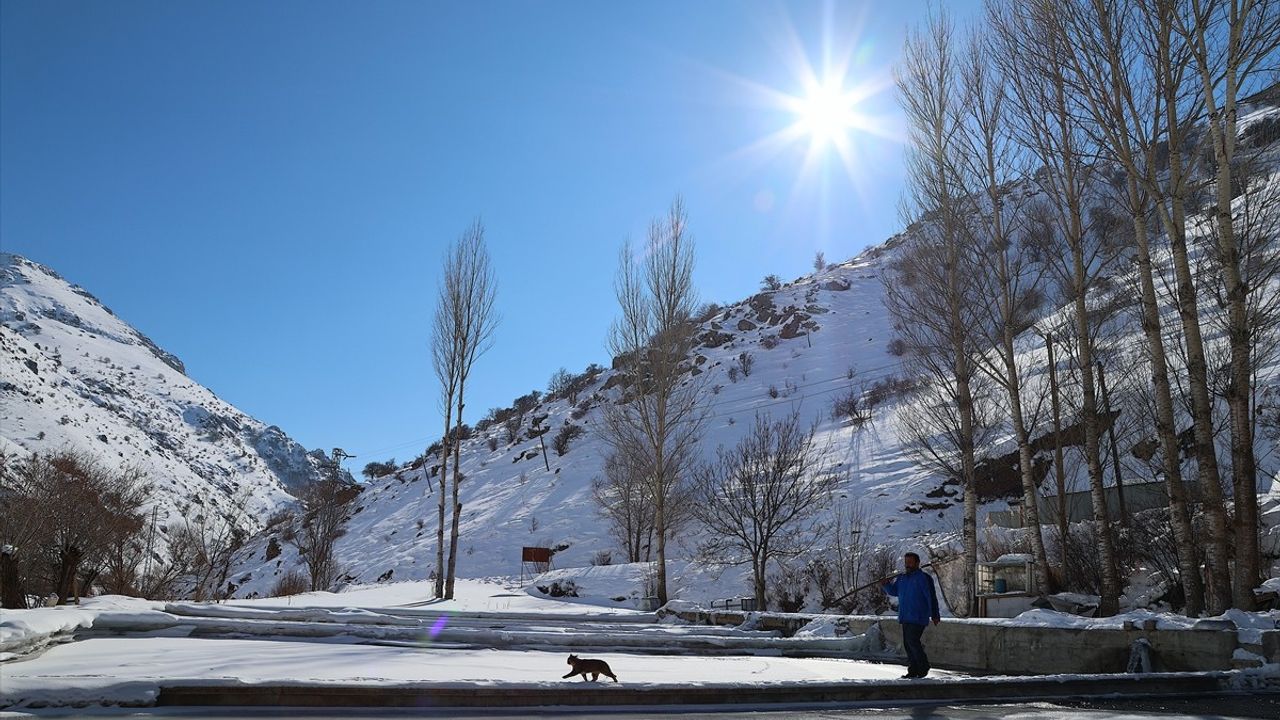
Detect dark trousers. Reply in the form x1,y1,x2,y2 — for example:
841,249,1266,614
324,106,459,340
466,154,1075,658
901,622,930,676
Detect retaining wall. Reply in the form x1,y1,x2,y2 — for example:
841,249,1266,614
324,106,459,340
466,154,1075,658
667,609,1275,675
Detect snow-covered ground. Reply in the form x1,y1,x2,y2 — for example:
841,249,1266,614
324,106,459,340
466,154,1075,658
0,578,964,709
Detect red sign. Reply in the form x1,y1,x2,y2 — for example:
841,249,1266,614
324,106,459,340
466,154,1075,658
522,546,552,563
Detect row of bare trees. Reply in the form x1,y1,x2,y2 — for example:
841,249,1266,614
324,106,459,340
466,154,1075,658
0,450,258,606
590,200,843,610
428,220,499,599
889,0,1278,615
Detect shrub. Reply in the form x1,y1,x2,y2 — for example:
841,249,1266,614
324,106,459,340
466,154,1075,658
486,436,499,452
513,390,542,416
736,351,754,377
269,570,310,598
761,335,779,350
831,388,871,425
886,338,908,357
761,274,782,291
813,251,826,272
445,423,472,445
571,398,591,420
591,550,613,566
503,416,522,444
547,367,574,398
864,375,918,407
553,423,586,456
694,303,722,323
768,384,780,399
728,366,740,383
361,459,398,480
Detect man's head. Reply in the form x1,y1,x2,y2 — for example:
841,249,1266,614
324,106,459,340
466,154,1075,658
904,552,921,570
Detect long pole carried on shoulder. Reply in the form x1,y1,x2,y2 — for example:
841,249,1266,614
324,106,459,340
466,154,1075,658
833,563,933,605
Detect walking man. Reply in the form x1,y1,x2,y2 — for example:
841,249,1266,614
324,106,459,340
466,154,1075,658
881,551,941,679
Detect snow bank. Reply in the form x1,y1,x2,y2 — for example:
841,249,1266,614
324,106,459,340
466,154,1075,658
0,606,98,660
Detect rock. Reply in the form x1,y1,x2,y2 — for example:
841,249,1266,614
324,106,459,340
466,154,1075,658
737,319,757,331
700,330,734,348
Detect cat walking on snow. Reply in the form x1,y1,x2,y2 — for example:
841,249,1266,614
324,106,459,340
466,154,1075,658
563,654,618,682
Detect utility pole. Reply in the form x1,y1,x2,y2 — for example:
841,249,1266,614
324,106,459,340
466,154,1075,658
1045,333,1068,579
1096,361,1128,526
329,447,356,484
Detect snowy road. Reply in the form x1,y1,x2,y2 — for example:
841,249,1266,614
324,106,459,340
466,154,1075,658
3,699,1278,719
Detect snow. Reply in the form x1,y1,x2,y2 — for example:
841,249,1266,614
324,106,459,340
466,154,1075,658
0,253,338,554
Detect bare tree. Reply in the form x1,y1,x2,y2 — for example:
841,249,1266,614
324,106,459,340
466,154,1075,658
172,509,248,600
690,411,837,610
443,221,499,599
889,8,987,615
430,244,462,599
959,23,1054,596
990,0,1124,615
1176,0,1280,608
592,452,656,563
294,479,356,592
1049,0,1208,614
430,220,499,600
0,451,147,605
598,198,705,604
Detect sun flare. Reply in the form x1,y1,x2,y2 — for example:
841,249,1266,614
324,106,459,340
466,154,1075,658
792,80,860,149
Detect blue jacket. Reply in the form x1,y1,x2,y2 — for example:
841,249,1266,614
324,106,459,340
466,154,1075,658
883,569,941,626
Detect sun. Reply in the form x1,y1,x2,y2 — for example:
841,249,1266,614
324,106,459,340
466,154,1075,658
791,80,861,149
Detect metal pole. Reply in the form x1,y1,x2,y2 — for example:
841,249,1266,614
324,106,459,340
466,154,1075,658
1096,360,1128,526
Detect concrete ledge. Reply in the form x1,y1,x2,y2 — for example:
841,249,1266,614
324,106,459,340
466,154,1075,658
668,610,1243,675
156,673,1243,708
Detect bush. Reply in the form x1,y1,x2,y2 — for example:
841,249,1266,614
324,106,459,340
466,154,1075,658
269,570,310,598
486,436,499,452
571,398,591,420
503,416,522,444
736,351,754,377
591,550,613,566
887,338,908,356
694,303,722,323
813,251,826,272
864,375,918,407
768,384,780,399
445,423,472,445
361,459,398,480
761,274,782,291
831,388,871,425
513,390,542,416
761,335,779,350
728,366,740,383
553,423,586,456
547,367,574,398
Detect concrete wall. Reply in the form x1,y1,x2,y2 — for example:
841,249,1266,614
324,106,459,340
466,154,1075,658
669,609,1245,675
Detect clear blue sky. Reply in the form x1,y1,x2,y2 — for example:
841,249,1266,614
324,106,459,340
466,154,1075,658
1,0,981,465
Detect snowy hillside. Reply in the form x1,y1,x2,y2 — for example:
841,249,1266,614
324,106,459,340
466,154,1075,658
231,101,1280,605
0,253,343,543
229,243,1003,600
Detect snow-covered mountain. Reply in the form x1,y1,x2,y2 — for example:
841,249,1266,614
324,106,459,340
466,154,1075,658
229,99,1280,604
228,241,1017,599
0,253,344,540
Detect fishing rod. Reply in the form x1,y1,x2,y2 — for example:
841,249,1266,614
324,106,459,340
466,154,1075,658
832,563,934,605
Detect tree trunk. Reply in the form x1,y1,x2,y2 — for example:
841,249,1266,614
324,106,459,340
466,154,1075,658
1128,201,1206,616
435,407,452,600
1005,337,1052,596
55,545,82,605
1,549,26,609
445,397,465,599
1047,334,1069,586
1155,20,1234,615
1071,241,1122,616
1191,6,1259,606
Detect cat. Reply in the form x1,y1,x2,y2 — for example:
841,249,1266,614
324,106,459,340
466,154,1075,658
563,654,618,682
